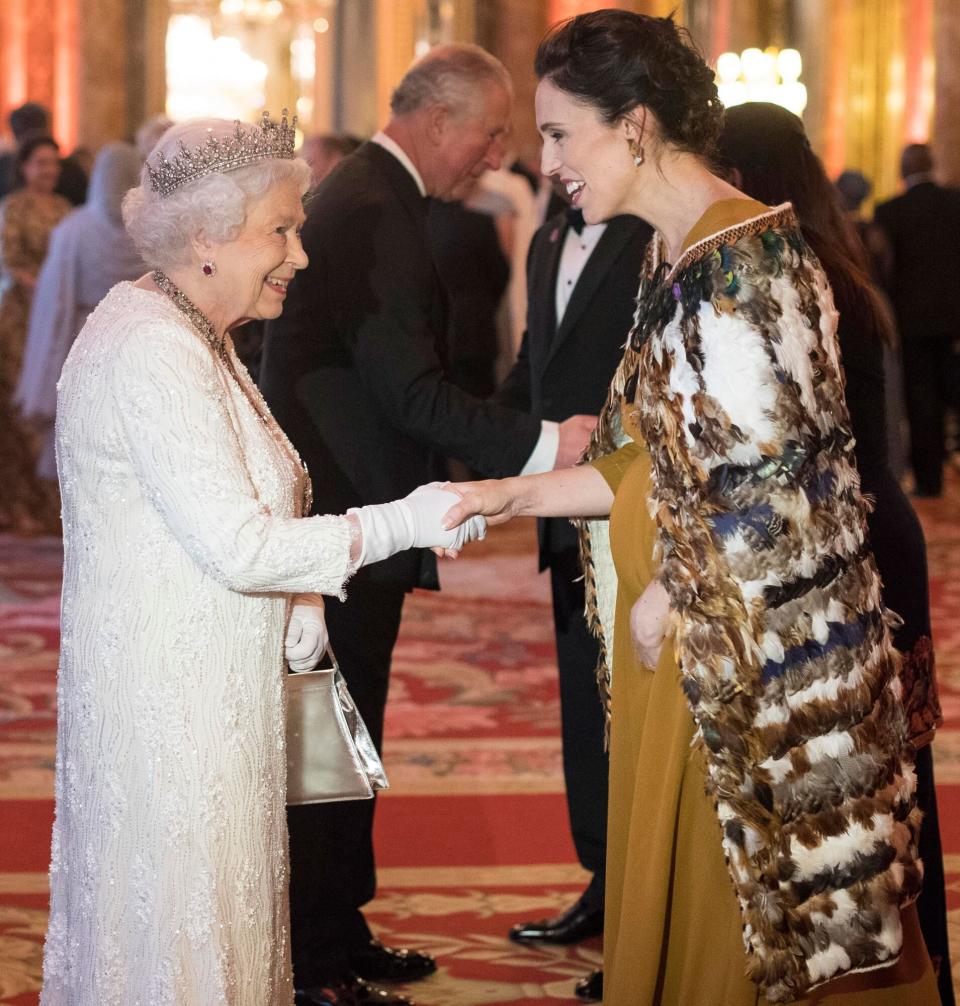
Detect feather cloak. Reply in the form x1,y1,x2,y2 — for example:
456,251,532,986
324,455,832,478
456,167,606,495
580,204,921,1003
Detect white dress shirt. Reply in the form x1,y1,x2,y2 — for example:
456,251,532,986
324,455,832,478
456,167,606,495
556,220,608,327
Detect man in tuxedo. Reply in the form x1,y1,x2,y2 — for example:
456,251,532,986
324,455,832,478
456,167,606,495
259,45,595,1006
495,197,652,1003
875,144,960,498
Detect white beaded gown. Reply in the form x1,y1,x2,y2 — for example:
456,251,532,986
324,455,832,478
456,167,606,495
41,282,358,1005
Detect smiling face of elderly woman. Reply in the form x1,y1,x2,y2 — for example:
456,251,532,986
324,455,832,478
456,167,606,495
123,118,311,332
197,176,308,326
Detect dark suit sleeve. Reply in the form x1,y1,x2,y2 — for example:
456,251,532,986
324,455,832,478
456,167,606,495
322,199,541,478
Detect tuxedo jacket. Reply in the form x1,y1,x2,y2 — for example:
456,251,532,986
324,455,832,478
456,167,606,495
259,142,540,589
874,181,960,341
496,211,653,568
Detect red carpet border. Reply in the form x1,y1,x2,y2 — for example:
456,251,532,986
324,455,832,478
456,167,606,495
1,480,959,1003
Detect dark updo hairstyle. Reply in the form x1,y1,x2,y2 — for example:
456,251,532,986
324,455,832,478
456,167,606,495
534,9,723,158
15,133,60,186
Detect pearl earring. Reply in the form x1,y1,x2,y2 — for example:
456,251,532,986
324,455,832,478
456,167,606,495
201,260,217,277
628,138,645,167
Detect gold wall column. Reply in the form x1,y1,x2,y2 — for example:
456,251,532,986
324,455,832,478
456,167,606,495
933,0,960,184
797,0,932,203
0,0,30,112
485,0,547,169
54,0,80,151
1,0,166,152
0,0,72,145
376,0,421,129
125,0,168,143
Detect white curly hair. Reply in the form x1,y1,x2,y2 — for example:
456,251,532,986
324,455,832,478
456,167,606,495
122,118,310,270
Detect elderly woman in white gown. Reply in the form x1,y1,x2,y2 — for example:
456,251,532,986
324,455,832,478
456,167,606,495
16,141,145,480
40,114,481,1006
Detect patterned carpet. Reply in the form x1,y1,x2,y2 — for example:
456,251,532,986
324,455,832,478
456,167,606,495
1,479,959,1004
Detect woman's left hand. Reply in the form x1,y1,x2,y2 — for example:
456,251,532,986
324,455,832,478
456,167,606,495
285,595,329,671
630,578,671,670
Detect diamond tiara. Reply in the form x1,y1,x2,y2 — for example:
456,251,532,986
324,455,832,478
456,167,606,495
146,109,297,199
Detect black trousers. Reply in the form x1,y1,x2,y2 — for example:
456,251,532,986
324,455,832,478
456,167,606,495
287,572,407,985
549,548,610,907
901,336,958,495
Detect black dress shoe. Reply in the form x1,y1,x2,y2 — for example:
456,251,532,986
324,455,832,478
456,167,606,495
574,969,603,1002
509,896,603,945
347,939,437,983
295,975,416,1006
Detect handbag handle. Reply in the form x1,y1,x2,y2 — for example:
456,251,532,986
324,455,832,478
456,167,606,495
287,643,339,675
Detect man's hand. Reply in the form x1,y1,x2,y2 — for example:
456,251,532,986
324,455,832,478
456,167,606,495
630,578,671,670
554,414,598,469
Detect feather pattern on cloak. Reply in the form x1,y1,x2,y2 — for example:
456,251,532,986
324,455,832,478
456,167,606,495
578,203,921,1003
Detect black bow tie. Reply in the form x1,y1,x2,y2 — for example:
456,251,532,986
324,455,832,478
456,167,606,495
566,207,584,235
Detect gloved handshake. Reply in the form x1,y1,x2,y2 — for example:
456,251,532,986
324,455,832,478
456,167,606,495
286,484,482,671
348,482,485,566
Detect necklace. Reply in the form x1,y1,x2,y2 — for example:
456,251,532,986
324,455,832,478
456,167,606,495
152,269,227,358
150,268,314,516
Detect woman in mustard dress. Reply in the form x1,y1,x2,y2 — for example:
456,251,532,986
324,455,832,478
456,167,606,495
0,134,70,533
445,11,940,1006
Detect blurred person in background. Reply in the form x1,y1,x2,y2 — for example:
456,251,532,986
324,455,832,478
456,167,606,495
875,144,960,498
835,169,892,283
718,103,953,1006
0,102,88,205
467,162,541,355
0,133,71,533
135,113,175,160
835,168,908,480
429,186,510,401
16,141,145,485
300,133,363,189
0,102,50,199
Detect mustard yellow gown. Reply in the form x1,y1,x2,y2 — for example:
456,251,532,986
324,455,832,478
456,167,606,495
590,200,941,1006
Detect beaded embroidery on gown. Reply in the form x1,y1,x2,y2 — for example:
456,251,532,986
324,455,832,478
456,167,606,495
41,283,358,1005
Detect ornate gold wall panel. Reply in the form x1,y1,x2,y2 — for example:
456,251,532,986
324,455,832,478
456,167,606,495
376,0,422,129
825,0,933,203
933,0,960,184
1,0,167,152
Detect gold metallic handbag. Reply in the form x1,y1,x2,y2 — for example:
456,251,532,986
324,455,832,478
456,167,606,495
285,647,389,804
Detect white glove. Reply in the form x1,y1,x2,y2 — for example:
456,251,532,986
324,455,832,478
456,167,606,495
349,483,487,566
285,596,329,672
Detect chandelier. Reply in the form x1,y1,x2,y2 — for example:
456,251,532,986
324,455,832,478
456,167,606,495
715,47,808,117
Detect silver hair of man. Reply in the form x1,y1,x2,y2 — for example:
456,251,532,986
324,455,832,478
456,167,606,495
122,118,310,270
390,43,513,119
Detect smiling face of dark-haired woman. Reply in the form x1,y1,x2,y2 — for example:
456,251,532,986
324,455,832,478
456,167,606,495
536,77,645,226
533,10,723,226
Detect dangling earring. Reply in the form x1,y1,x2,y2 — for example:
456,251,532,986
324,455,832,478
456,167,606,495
201,260,217,277
628,108,648,169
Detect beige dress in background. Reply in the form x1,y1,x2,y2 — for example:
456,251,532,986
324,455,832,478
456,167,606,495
0,188,70,531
